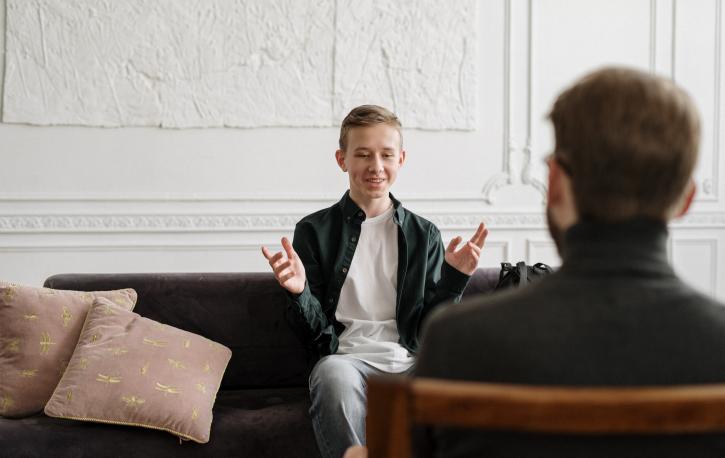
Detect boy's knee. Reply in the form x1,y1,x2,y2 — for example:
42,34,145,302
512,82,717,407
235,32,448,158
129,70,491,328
310,356,364,395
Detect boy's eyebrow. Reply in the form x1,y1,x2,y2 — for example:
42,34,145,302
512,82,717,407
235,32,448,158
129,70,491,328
353,147,395,152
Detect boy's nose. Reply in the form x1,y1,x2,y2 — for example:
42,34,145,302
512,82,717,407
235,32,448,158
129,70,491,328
369,157,384,172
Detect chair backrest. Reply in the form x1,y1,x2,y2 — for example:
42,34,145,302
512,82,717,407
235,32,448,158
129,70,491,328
366,376,725,458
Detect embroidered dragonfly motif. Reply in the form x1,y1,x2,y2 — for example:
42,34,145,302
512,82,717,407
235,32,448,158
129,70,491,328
167,358,186,369
96,373,122,384
40,332,56,355
6,338,20,353
143,338,167,348
0,395,14,412
20,369,38,378
107,347,128,356
195,383,207,394
77,357,89,369
100,303,117,315
23,314,38,321
1,286,17,303
141,361,150,375
61,307,72,327
121,395,145,408
155,383,181,396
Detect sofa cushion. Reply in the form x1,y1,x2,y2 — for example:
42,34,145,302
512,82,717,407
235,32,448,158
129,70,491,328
0,281,137,418
43,273,316,389
44,297,232,444
2,387,320,457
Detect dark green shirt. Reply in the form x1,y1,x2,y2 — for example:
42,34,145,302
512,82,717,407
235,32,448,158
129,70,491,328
287,191,471,357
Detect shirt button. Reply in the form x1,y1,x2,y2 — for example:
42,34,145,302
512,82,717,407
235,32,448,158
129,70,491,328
328,298,334,303
351,236,357,242
357,212,363,217
346,217,351,222
342,267,348,273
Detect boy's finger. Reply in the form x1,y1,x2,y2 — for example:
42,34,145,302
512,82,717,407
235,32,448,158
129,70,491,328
471,222,486,246
478,228,489,247
273,260,292,277
268,251,284,268
281,237,296,259
446,236,463,253
261,245,272,260
467,241,481,255
278,272,296,285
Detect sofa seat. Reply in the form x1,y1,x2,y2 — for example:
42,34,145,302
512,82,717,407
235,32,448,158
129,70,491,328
0,387,318,458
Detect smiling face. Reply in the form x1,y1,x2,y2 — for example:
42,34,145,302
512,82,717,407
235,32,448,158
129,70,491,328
335,123,406,211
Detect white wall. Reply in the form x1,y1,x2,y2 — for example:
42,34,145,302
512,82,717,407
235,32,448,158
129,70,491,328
1,0,724,300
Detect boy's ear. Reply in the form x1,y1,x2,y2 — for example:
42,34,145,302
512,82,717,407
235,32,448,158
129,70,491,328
335,149,347,172
399,149,407,166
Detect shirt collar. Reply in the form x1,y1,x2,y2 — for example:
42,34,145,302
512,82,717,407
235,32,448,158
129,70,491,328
338,191,406,225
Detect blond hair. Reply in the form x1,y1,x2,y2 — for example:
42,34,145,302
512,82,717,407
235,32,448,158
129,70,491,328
338,105,402,151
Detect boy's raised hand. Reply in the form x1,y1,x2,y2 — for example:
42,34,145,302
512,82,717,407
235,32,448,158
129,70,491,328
261,237,306,295
445,222,488,276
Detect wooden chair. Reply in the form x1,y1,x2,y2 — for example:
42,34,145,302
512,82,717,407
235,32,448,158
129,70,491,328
366,375,725,458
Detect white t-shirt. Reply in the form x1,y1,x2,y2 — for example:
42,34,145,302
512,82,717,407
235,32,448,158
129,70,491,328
334,205,415,373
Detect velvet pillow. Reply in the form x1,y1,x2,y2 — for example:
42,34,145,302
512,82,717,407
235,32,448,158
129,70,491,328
45,297,232,444
0,281,137,418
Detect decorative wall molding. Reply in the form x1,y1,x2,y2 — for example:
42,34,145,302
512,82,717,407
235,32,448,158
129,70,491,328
0,243,265,252
0,213,548,233
1,211,724,234
482,0,547,205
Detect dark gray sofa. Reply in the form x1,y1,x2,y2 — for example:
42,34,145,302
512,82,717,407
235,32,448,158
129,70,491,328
0,268,500,457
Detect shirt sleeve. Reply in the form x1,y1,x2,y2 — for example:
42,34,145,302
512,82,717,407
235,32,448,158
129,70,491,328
284,221,337,352
420,224,471,327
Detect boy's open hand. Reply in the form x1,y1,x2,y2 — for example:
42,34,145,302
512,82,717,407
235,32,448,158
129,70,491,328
261,237,306,295
445,222,488,276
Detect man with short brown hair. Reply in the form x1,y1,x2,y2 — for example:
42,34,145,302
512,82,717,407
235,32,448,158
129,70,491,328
415,67,725,457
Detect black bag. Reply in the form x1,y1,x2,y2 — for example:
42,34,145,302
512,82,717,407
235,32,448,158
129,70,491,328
495,261,553,290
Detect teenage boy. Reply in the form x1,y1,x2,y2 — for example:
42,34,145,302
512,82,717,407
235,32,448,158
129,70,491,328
262,105,487,458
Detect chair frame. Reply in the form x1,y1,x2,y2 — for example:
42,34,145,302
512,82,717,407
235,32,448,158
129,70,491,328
366,375,725,458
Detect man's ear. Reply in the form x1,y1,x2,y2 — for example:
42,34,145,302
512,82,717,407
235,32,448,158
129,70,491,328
547,159,564,205
673,179,697,218
335,149,347,172
547,159,578,228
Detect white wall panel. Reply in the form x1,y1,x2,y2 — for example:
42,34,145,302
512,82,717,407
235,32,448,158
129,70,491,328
671,237,719,296
530,0,653,182
0,0,723,301
673,0,722,202
525,238,560,267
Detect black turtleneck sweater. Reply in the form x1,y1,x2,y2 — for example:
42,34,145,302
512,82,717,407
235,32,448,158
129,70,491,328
415,218,725,458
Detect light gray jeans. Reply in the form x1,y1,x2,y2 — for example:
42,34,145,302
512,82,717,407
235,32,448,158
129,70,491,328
309,355,411,458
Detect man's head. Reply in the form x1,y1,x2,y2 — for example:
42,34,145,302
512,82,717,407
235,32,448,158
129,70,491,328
546,67,700,247
336,105,406,206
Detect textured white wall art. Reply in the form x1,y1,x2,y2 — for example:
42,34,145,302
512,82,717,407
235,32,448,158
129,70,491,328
333,0,477,129
2,0,477,129
3,0,335,127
